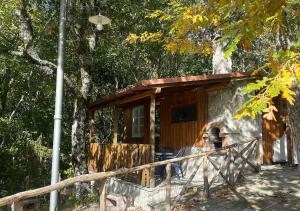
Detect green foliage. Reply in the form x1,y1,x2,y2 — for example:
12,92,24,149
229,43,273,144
63,162,75,178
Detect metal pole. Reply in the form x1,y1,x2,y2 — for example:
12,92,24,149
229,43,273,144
49,0,66,210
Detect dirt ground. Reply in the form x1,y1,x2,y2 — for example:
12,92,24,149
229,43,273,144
173,165,300,211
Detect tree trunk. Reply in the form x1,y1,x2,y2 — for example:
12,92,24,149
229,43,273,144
287,90,300,165
71,99,89,195
71,65,92,196
70,0,96,195
275,23,299,165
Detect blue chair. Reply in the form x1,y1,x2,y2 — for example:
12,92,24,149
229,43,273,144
156,147,186,179
170,149,185,178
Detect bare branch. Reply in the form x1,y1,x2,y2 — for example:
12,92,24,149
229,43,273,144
10,5,85,101
9,95,24,120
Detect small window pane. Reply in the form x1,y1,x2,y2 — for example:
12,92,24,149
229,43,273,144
132,105,144,137
171,104,197,123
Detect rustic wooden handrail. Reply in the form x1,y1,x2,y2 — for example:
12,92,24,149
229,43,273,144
0,139,259,207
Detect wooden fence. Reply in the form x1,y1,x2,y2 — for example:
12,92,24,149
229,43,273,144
88,143,153,186
0,138,262,211
88,143,152,172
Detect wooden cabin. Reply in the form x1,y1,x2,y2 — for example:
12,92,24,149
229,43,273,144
87,72,294,186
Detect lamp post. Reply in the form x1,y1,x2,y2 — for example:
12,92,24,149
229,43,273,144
49,0,66,210
49,3,111,210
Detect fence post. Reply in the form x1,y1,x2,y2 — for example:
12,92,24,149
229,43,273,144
11,201,23,211
256,139,262,172
165,163,171,211
203,156,210,198
11,202,15,211
99,178,107,211
229,148,234,186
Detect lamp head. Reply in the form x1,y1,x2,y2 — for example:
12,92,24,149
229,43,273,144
88,14,111,31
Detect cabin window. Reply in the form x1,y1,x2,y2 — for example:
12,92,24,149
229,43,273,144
132,105,144,138
171,104,197,123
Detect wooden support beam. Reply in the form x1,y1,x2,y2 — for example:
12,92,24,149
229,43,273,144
113,107,120,144
99,179,107,211
119,88,160,106
203,156,210,198
149,94,156,188
165,163,171,211
90,88,161,110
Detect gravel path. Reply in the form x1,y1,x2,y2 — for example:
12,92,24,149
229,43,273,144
173,165,300,211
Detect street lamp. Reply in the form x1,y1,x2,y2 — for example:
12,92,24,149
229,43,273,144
88,13,111,31
49,4,111,211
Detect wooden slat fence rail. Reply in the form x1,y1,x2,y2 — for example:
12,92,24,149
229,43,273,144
88,143,152,172
0,139,261,210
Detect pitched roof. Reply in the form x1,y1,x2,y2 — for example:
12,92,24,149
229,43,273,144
89,72,257,110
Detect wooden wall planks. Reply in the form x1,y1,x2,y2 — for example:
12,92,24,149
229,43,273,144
160,88,208,150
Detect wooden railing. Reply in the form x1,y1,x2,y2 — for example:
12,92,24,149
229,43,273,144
0,139,262,210
88,143,152,172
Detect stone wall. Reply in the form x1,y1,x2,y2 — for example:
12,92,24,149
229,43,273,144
181,79,262,180
207,79,262,145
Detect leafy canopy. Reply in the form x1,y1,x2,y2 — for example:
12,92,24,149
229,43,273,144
127,0,300,120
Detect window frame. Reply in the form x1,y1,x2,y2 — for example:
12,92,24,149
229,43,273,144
171,103,197,123
132,105,144,138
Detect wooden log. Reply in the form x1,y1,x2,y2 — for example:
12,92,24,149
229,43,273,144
165,163,171,211
256,139,262,172
113,107,120,144
0,143,241,206
99,179,107,211
229,148,235,186
149,94,156,188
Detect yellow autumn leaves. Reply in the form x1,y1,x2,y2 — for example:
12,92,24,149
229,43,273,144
236,50,300,120
126,0,300,121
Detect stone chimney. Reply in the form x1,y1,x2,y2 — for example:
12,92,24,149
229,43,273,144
212,41,232,74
